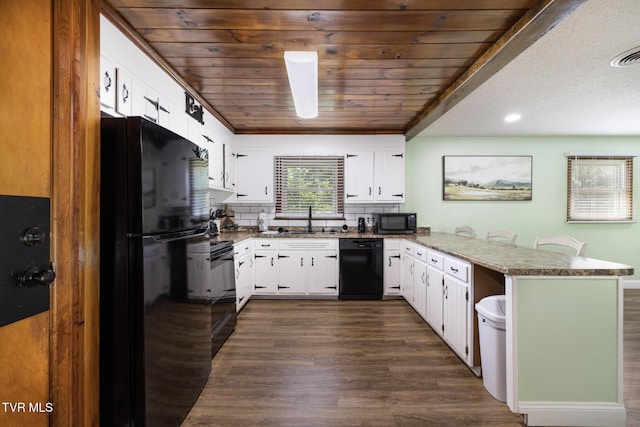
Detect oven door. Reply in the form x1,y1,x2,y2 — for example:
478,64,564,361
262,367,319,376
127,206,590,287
209,243,237,356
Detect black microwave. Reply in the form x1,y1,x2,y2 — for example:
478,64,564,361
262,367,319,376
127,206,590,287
372,213,417,234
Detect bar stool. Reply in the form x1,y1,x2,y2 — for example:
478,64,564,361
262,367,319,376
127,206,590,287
454,226,476,238
486,230,517,245
533,235,587,256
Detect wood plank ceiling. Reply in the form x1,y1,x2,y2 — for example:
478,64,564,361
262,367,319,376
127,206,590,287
102,0,580,139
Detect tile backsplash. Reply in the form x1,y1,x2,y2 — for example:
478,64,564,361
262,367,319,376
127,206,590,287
210,197,399,231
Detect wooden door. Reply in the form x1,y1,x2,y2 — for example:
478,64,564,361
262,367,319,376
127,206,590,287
0,1,52,425
0,1,100,426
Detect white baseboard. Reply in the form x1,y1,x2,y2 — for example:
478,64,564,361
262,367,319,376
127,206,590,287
519,401,626,426
624,279,640,290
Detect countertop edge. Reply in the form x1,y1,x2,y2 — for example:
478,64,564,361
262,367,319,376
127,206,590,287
214,230,634,277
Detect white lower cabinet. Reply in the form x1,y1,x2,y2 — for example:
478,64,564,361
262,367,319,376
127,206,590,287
402,244,473,366
234,241,253,311
443,272,469,362
251,239,338,296
413,258,427,319
400,242,415,305
426,249,444,334
308,251,339,294
254,249,279,294
277,250,308,294
383,239,402,296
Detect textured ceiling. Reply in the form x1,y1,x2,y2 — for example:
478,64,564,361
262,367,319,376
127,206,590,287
417,0,640,137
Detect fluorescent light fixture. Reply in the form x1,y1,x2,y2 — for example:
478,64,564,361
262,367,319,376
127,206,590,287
504,113,522,123
284,51,318,119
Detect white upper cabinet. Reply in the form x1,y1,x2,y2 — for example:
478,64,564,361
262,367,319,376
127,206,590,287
345,152,374,202
188,114,222,190
224,143,236,191
344,150,405,203
230,151,273,203
208,138,225,190
374,151,405,202
116,67,133,116
99,55,117,112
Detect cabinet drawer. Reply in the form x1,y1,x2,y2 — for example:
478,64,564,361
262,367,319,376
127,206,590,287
234,240,253,257
252,239,278,250
384,238,401,251
401,242,414,257
413,245,427,262
426,249,444,270
444,256,470,283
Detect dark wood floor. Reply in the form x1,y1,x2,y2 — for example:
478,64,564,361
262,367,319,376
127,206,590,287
183,290,640,427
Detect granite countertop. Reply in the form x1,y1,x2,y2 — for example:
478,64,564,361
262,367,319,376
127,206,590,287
213,229,634,277
414,232,634,277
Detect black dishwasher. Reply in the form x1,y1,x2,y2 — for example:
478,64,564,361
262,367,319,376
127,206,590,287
339,239,383,300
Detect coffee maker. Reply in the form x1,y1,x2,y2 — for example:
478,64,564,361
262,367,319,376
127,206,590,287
357,217,366,233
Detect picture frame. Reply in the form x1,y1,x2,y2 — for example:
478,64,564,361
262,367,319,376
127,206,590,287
443,155,532,201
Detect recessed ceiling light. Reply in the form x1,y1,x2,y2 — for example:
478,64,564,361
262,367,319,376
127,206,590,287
505,113,521,123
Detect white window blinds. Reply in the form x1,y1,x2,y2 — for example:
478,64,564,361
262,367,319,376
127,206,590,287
567,155,634,222
274,156,344,218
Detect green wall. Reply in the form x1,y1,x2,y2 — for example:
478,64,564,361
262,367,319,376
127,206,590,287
404,136,639,279
516,277,619,402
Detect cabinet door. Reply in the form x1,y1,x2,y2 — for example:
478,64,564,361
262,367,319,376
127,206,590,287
344,152,374,203
156,95,171,129
400,253,414,305
207,140,224,190
236,253,252,310
374,151,404,202
235,151,273,202
277,251,307,294
167,100,189,140
224,144,236,190
254,251,278,294
308,251,338,294
426,265,444,334
143,86,160,124
130,76,148,118
383,250,401,295
99,55,117,112
413,258,427,319
443,275,469,362
189,119,224,190
116,67,133,116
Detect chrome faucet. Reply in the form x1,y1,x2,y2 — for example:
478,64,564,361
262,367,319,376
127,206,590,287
307,205,313,233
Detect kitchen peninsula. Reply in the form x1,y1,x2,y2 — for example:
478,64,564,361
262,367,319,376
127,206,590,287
223,230,632,427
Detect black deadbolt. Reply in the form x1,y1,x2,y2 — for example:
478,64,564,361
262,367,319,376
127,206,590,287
21,226,46,246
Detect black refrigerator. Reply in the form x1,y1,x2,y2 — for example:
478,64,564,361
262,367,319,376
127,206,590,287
100,117,212,427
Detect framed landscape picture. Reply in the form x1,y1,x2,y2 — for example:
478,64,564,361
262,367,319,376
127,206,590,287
443,155,532,201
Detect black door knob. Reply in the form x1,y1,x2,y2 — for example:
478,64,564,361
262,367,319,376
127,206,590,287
19,264,56,287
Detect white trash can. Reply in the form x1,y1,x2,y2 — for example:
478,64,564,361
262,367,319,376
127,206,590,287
475,295,507,402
